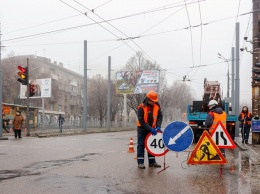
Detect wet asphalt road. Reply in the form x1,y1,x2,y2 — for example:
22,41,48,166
0,130,260,194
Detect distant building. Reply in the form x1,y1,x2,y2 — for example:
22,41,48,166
1,55,84,126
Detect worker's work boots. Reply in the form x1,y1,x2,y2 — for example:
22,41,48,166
138,164,145,169
149,163,161,168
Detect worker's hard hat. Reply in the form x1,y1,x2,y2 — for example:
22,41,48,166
208,100,218,106
146,91,158,102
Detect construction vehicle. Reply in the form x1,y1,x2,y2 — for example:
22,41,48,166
186,78,237,142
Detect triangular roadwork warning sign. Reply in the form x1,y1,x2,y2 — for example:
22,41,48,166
187,131,227,165
211,121,236,149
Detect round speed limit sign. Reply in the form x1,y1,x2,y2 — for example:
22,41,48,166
145,131,169,156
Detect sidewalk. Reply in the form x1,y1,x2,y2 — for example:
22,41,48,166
1,127,135,138
234,133,260,164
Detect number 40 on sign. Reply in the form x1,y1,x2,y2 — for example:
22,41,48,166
145,132,169,156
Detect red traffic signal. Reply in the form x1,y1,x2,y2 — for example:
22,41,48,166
17,65,26,73
17,66,28,85
29,84,35,97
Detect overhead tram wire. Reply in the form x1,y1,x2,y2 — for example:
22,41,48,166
188,0,204,81
87,1,194,62
230,0,242,50
197,0,203,67
3,1,113,35
72,0,156,63
137,3,186,36
3,14,81,35
94,0,113,10
4,38,118,48
59,0,151,57
2,0,206,43
183,0,195,75
2,5,254,44
70,1,205,63
240,14,252,61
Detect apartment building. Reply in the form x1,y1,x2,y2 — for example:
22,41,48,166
2,55,84,125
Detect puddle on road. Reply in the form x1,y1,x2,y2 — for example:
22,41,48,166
0,153,97,182
186,149,260,194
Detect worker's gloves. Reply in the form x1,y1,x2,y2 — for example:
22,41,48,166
156,127,162,133
151,128,157,136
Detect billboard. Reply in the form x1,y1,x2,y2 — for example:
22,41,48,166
116,70,159,94
20,78,52,99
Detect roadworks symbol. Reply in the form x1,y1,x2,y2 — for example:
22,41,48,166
187,131,227,165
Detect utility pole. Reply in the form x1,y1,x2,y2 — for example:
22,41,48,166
107,56,111,130
234,22,240,138
252,0,260,143
83,40,87,131
26,58,30,136
217,53,230,98
231,47,235,115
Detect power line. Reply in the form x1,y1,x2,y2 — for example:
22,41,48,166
189,0,203,81
184,0,195,68
3,0,113,35
2,0,206,41
4,9,253,47
230,0,242,49
3,14,82,35
72,0,156,63
2,5,253,44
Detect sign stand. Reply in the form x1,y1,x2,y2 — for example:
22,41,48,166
157,148,169,174
220,164,223,176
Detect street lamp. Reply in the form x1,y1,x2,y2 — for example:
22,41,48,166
218,53,230,98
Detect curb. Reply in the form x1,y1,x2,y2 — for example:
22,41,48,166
234,141,248,151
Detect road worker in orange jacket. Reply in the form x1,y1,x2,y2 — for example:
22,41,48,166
205,100,226,157
136,91,163,169
238,106,252,144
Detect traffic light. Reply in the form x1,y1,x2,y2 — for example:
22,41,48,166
253,63,260,81
17,66,28,85
29,84,35,97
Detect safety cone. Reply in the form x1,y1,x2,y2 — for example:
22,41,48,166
128,137,135,153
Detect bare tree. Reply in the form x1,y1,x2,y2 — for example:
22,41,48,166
164,81,195,123
121,51,167,116
88,74,107,127
2,52,27,104
110,81,123,126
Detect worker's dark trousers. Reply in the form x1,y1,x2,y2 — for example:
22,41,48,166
59,121,62,133
137,128,156,165
14,129,21,138
241,125,250,143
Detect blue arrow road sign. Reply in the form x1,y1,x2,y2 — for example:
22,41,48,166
162,121,194,152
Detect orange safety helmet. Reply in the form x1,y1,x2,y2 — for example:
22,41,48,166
146,91,158,102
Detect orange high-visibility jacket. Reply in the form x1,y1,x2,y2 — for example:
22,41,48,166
137,103,160,128
209,111,227,134
240,112,252,125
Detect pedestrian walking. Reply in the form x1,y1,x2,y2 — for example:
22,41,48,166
12,110,24,139
58,114,65,133
136,91,163,169
205,100,226,157
238,106,253,144
2,108,8,133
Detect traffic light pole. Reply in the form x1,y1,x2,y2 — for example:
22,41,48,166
26,58,30,136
